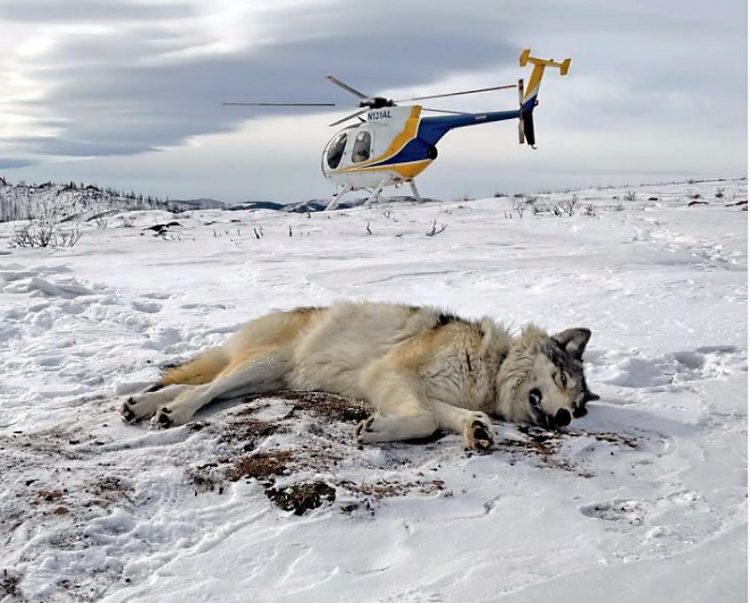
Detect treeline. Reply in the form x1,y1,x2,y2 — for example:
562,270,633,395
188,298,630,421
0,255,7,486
0,179,169,222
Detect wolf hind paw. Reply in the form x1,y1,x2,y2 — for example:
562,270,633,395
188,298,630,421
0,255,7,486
149,405,196,430
149,407,175,430
121,397,150,424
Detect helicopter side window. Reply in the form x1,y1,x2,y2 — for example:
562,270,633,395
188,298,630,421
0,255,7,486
351,131,372,163
326,133,348,169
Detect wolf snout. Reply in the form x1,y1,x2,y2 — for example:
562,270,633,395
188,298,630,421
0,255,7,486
554,408,571,427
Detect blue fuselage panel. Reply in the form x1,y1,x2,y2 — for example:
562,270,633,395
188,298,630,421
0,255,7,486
377,110,520,166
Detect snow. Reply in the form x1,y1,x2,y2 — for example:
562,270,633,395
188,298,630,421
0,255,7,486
0,178,746,602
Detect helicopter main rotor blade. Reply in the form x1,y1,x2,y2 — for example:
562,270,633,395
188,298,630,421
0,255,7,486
421,107,472,115
222,102,336,106
325,76,370,100
328,108,368,127
394,84,516,103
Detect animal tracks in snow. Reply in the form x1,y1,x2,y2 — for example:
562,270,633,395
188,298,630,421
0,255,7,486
592,345,744,390
580,499,649,525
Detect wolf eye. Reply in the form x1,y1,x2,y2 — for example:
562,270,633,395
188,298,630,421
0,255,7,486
560,372,567,387
528,388,542,407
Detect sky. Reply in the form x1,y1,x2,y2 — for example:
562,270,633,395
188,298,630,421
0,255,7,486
0,0,747,202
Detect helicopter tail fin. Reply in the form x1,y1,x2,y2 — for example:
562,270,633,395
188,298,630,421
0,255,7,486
517,49,570,147
518,49,570,113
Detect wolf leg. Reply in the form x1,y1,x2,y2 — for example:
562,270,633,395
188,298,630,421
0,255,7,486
356,412,438,444
150,353,288,429
357,362,438,444
430,400,494,451
121,384,195,424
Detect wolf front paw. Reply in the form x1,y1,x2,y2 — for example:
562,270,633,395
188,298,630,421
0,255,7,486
355,416,375,444
464,413,494,452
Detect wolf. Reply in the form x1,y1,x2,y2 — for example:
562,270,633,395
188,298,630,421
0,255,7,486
121,302,599,450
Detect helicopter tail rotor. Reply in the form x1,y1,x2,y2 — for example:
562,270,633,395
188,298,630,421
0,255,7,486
516,77,535,148
517,49,571,148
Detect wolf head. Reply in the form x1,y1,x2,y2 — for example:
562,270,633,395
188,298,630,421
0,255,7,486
495,325,599,428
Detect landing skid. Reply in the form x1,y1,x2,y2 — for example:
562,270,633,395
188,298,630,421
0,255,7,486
325,179,423,211
408,179,422,202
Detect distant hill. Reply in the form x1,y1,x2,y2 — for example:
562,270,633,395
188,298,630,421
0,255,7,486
0,180,226,223
0,177,441,223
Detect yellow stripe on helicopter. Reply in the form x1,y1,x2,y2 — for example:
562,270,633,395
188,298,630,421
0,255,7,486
336,158,433,179
332,106,423,174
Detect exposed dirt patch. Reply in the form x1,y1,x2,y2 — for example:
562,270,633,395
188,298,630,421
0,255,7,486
86,476,133,504
241,389,370,424
218,416,281,451
584,430,639,448
186,463,223,494
229,450,293,481
181,391,453,512
1,570,21,599
497,426,577,472
37,489,65,503
496,425,641,476
265,481,336,515
338,477,446,501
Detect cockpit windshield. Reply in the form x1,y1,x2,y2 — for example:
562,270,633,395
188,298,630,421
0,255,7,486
326,132,348,169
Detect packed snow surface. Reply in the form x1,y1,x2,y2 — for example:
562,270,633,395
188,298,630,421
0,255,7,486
0,179,746,602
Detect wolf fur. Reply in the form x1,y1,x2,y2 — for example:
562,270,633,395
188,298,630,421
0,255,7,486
121,302,598,450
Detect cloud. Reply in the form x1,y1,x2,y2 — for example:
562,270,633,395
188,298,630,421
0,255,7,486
0,0,192,23
4,0,516,160
0,158,36,169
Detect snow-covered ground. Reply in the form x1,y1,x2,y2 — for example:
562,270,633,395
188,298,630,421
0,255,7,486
0,179,746,602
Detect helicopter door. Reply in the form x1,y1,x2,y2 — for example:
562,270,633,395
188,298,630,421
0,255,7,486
351,130,372,163
326,132,348,169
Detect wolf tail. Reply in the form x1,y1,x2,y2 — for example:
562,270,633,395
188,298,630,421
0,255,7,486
162,347,230,386
517,49,570,147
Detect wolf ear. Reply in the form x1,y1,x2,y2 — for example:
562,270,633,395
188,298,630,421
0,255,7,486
553,328,592,360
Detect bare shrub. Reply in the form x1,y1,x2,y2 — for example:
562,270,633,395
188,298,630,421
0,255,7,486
582,203,598,217
624,191,638,202
425,220,447,236
10,201,82,248
559,194,579,217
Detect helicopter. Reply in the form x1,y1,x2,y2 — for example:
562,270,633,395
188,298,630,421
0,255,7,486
224,49,570,210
